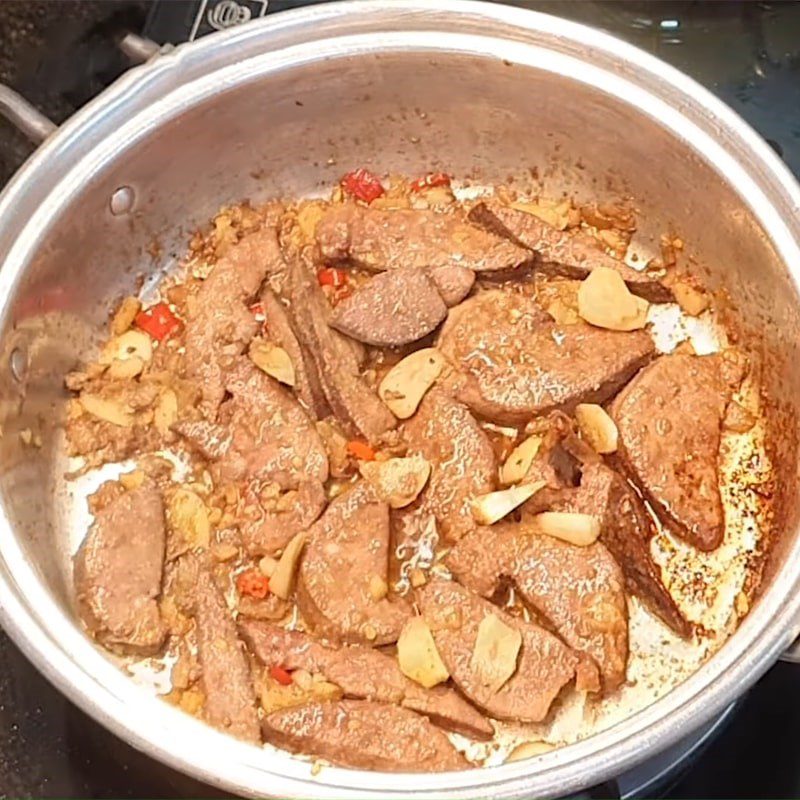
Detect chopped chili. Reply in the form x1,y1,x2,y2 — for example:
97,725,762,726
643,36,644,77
410,172,451,192
317,267,348,288
269,665,294,686
134,302,182,341
236,569,270,599
341,168,385,204
346,440,376,461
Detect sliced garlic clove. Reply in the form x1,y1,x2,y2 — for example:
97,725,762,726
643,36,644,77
378,348,445,419
505,741,555,762
673,281,710,317
368,574,388,601
530,511,601,546
167,488,211,550
358,454,431,508
471,481,545,525
397,616,450,689
575,404,618,454
154,389,178,436
269,531,307,599
259,555,279,577
99,329,153,366
577,267,649,331
106,356,145,380
78,393,135,427
499,435,542,485
470,613,522,693
249,339,296,386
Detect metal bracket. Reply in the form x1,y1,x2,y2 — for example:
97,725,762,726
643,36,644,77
0,84,57,145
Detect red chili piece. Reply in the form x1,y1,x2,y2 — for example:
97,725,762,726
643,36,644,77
341,168,385,203
317,267,348,288
410,172,451,192
269,665,293,686
236,569,270,599
134,302,182,341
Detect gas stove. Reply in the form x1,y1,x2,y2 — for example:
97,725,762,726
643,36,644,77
1,2,799,797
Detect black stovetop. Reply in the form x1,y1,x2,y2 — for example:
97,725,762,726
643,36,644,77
1,1,799,797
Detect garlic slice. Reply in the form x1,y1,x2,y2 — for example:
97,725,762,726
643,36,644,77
154,389,178,436
249,339,296,386
378,348,445,419
471,481,545,525
78,394,134,427
470,613,522,693
499,435,542,485
577,267,649,331
575,404,618,454
530,512,601,546
506,741,555,762
269,531,307,599
397,616,449,689
359,454,431,508
99,329,153,366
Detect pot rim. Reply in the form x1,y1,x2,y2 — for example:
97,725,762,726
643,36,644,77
1,2,799,797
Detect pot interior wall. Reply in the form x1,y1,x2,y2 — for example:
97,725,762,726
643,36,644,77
0,47,797,671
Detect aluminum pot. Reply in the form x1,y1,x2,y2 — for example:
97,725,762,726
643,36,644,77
1,1,800,797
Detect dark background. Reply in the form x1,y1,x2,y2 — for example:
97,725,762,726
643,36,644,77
0,1,799,797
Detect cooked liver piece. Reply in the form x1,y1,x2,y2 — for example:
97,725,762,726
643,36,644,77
610,352,746,551
263,700,467,772
417,579,588,721
438,290,655,424
446,527,627,692
260,287,328,418
297,483,411,645
193,557,260,743
468,201,673,303
330,268,448,347
401,390,496,542
287,251,396,444
181,359,329,489
240,479,328,556
428,264,476,307
315,204,533,273
240,621,492,739
184,215,286,418
551,460,690,638
74,483,167,655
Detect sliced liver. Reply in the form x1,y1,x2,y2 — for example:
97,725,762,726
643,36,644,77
239,479,328,557
428,264,475,307
74,483,167,655
438,290,655,424
417,579,589,722
401,390,496,542
263,700,468,772
316,203,533,273
193,557,260,743
179,359,329,490
287,252,396,444
297,483,411,645
240,621,492,739
446,526,628,693
260,287,329,418
610,352,747,551
468,201,672,303
184,217,287,419
330,268,447,347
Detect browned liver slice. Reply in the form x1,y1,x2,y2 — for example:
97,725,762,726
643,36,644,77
239,479,328,557
609,352,746,551
438,290,655,425
74,482,167,655
401,390,496,543
178,359,328,490
428,264,475,307
287,251,396,444
184,209,286,419
417,579,588,721
330,268,448,347
240,621,492,739
263,700,468,772
260,287,329,418
297,483,411,645
315,203,533,273
193,557,260,743
446,526,627,693
550,460,690,638
468,201,673,303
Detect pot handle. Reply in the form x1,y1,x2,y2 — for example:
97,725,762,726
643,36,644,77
780,638,800,664
0,84,57,145
0,34,160,146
